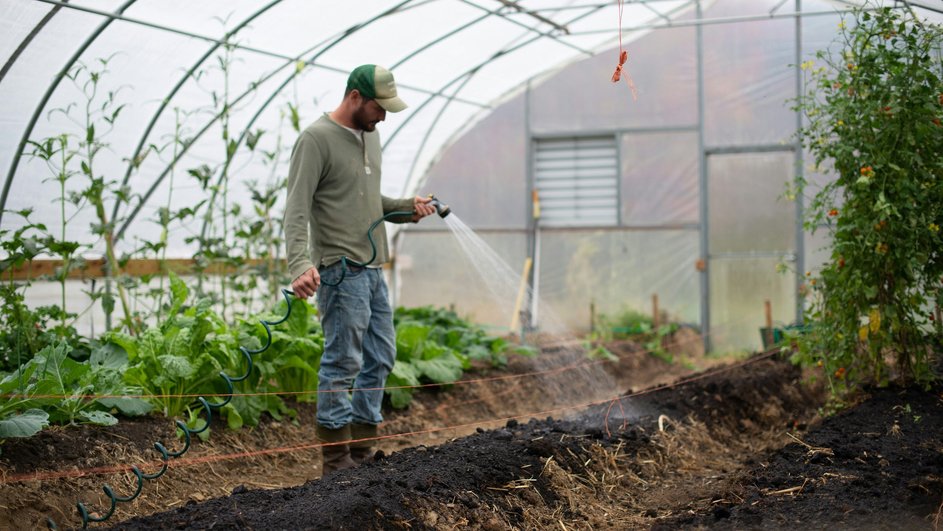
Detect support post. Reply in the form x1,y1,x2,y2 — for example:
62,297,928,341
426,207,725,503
695,0,710,354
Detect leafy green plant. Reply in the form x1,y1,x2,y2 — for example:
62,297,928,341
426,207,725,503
386,306,536,408
109,272,310,434
594,308,680,362
791,4,942,393
597,308,655,338
583,341,617,362
259,297,322,400
0,209,86,369
0,286,80,371
111,272,243,419
224,297,322,430
0,342,151,438
0,409,49,439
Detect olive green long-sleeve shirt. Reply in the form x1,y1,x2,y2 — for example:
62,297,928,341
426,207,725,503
284,114,414,281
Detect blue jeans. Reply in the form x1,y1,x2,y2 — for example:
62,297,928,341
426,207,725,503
315,262,396,429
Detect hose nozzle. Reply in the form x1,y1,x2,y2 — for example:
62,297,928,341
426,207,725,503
427,194,451,218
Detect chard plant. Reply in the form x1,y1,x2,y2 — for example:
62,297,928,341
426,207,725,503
105,270,297,435
109,271,244,419
224,296,322,429
387,306,536,408
0,341,152,439
791,4,943,392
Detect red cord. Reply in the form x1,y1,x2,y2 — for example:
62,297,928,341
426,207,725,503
611,0,638,101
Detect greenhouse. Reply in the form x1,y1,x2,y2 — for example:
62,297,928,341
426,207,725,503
1,0,942,529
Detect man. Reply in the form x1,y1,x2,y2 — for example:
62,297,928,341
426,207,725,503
284,64,436,476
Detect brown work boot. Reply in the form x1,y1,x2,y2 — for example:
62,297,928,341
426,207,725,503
350,422,378,465
316,424,357,477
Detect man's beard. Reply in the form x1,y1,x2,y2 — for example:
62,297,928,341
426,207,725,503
352,104,376,132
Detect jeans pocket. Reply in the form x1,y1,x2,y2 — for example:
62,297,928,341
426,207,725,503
320,260,366,285
319,262,344,284
345,263,365,277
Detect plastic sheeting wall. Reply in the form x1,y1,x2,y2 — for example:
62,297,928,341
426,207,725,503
397,0,848,353
5,0,654,257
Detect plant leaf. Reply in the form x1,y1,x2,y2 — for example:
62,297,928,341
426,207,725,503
79,410,118,426
90,342,128,371
0,409,49,438
414,353,463,384
98,397,153,416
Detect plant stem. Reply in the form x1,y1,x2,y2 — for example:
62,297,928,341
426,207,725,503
58,136,69,334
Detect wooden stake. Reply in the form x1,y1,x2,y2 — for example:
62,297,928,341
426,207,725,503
652,294,660,330
509,257,533,332
764,299,774,347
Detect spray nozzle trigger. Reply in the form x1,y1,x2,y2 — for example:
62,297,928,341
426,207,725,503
427,194,451,218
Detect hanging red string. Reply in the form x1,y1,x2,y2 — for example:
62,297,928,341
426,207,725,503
610,0,638,101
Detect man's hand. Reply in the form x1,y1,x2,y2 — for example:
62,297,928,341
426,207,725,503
412,195,437,222
292,267,321,299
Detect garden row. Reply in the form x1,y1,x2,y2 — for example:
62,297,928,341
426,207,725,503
0,271,535,444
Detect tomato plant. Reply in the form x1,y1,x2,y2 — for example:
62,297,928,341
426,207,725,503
792,5,943,392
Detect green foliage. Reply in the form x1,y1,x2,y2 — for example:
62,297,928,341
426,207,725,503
597,308,655,338
225,296,323,429
0,342,151,435
0,409,49,439
0,207,86,370
387,306,535,408
254,297,322,403
584,342,617,362
791,5,943,392
115,272,244,419
594,308,680,362
57,58,140,334
0,285,80,371
112,274,319,432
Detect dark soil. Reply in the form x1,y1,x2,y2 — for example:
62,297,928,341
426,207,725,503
656,383,943,530
3,336,942,530
0,335,701,529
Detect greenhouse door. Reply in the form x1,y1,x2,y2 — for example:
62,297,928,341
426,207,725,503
706,149,798,353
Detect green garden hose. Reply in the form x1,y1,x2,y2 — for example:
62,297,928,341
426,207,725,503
319,209,414,286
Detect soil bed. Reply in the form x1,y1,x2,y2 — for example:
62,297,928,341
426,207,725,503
2,337,941,530
106,354,833,531
0,336,699,529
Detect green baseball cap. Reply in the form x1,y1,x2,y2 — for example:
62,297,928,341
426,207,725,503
346,64,407,113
